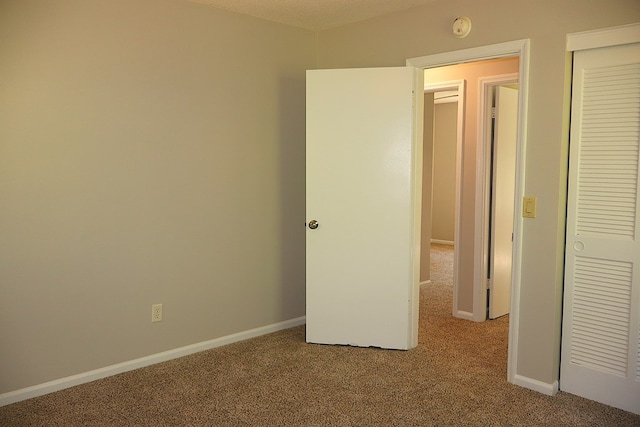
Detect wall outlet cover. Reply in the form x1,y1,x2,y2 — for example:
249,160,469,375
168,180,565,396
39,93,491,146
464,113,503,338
152,304,163,322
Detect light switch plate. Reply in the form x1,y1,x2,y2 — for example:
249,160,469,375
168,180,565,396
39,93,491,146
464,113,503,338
523,197,537,218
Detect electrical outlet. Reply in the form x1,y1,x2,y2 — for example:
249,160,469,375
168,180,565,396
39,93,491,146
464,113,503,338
151,304,163,322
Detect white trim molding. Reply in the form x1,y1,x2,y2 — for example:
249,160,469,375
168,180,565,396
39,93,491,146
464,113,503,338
454,310,475,321
567,22,640,52
0,316,306,407
430,239,454,246
407,39,530,69
513,375,559,396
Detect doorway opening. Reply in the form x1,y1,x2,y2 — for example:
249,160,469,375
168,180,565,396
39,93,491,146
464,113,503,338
421,58,519,322
420,79,465,294
408,39,530,385
480,78,519,321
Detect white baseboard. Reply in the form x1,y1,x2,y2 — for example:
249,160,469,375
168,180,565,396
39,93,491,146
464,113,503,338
453,309,475,321
513,374,559,396
0,316,306,407
430,239,454,246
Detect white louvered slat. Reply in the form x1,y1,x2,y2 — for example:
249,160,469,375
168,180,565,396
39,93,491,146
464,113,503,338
575,62,640,239
571,257,632,377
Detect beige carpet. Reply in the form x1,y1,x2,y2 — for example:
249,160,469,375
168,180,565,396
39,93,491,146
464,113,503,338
1,244,639,426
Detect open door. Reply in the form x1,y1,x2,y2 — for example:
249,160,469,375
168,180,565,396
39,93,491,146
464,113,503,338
306,67,423,350
488,86,518,319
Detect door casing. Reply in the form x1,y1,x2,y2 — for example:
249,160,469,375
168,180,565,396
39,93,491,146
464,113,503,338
477,73,519,322
407,39,530,387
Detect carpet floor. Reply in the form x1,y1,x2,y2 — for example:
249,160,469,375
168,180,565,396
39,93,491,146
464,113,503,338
1,244,639,426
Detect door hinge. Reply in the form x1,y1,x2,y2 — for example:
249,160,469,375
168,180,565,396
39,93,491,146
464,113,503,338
491,107,496,119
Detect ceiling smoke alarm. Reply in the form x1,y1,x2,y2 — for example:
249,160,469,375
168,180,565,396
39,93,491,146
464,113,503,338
452,16,472,38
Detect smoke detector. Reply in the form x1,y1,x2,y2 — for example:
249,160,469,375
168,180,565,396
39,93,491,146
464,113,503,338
452,16,472,38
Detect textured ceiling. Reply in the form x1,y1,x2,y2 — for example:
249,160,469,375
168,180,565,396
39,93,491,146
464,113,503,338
189,0,439,31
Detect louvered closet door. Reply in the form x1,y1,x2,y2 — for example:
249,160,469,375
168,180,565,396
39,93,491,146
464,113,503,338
560,42,640,415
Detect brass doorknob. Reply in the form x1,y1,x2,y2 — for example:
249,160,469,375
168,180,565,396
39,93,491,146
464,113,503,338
308,220,319,230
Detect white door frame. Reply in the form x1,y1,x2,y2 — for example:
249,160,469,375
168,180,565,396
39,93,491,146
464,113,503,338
423,80,466,318
475,73,519,322
407,39,530,385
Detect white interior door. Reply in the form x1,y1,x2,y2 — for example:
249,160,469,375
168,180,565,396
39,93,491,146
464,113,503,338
560,42,640,415
488,86,518,319
306,67,423,350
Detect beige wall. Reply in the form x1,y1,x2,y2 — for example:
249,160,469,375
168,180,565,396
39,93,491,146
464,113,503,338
424,57,519,311
316,0,640,386
0,0,315,394
431,101,458,243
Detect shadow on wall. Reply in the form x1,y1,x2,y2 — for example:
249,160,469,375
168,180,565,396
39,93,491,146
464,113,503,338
278,76,307,319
